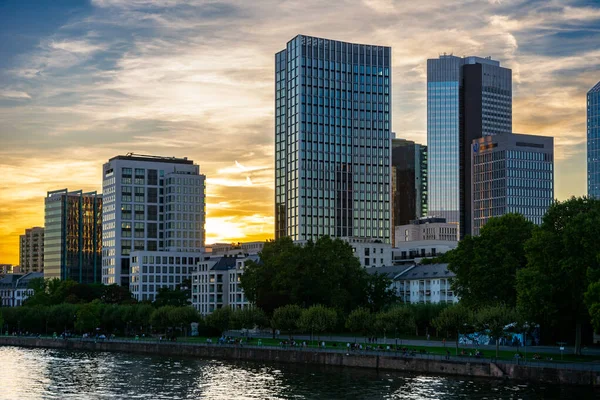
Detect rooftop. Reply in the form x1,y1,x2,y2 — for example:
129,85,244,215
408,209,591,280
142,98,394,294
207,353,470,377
590,81,600,93
109,153,194,165
397,263,454,280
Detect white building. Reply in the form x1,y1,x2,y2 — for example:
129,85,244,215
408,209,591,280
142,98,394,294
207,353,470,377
395,217,458,246
101,153,206,287
392,240,457,265
0,272,43,307
129,251,204,302
395,264,458,304
343,237,392,268
191,255,256,315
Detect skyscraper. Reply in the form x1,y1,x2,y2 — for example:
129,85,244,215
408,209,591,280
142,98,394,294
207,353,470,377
471,133,554,235
19,227,44,273
391,138,427,228
102,154,206,287
427,55,511,238
588,81,600,198
275,35,392,243
44,189,102,283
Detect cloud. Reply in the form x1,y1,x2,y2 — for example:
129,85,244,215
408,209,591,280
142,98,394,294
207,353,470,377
1,0,599,263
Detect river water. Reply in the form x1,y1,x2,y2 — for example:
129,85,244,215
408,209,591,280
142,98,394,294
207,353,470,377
0,346,596,399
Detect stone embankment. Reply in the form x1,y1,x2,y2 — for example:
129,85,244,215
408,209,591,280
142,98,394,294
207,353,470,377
1,337,598,386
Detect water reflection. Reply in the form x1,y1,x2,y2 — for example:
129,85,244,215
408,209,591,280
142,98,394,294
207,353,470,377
0,346,595,399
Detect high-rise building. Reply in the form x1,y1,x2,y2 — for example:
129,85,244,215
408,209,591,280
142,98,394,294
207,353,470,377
427,55,512,238
275,35,392,242
102,154,206,286
19,227,44,273
471,133,554,235
391,138,427,231
588,81,600,197
44,189,102,283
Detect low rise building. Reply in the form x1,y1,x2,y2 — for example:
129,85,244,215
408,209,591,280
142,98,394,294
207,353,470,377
0,272,43,307
210,242,265,256
395,217,458,245
129,251,203,302
392,240,457,265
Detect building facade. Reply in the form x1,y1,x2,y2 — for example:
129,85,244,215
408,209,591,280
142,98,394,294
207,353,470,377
0,272,43,307
588,81,600,198
391,138,427,233
102,154,206,286
392,240,458,265
395,264,458,304
394,217,457,245
19,227,44,273
427,55,511,238
471,133,554,235
44,189,102,283
0,264,13,276
275,35,392,243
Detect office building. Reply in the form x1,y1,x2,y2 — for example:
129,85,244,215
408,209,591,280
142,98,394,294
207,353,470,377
395,217,457,246
275,35,392,243
588,81,600,197
44,189,102,283
427,55,512,237
471,133,554,235
19,227,44,273
392,240,458,265
391,138,427,230
102,153,206,286
0,264,12,276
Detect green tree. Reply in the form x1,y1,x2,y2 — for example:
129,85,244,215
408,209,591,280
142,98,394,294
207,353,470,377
432,304,473,355
448,213,534,308
298,305,337,340
21,306,49,334
150,306,177,333
411,303,448,337
102,285,134,304
374,306,416,339
475,305,517,357
241,237,379,315
47,303,78,334
271,304,303,335
171,306,201,336
365,273,397,312
231,307,268,331
345,307,374,339
205,307,233,335
0,310,4,335
517,197,600,354
75,300,103,333
154,287,190,307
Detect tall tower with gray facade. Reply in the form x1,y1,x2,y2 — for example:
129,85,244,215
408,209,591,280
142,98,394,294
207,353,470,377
275,35,392,243
588,81,600,198
427,55,511,238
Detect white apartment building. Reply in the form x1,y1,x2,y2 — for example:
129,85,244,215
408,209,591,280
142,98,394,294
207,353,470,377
392,240,457,265
19,227,44,273
344,237,392,268
102,153,206,287
191,255,255,315
0,272,43,307
395,217,457,246
395,264,458,304
129,251,204,302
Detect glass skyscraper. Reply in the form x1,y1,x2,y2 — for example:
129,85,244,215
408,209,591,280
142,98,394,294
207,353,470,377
275,35,391,242
44,189,102,283
427,55,511,238
391,138,427,226
588,81,600,197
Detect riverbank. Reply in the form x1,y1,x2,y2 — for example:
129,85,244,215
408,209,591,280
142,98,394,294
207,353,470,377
1,336,599,387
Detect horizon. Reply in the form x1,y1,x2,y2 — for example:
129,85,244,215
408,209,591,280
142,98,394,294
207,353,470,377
1,0,599,264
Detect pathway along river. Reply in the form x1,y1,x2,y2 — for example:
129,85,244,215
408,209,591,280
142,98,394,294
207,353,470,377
0,346,596,399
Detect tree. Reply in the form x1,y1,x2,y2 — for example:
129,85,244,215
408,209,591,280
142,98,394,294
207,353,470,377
411,303,448,337
171,306,201,336
205,307,232,335
21,306,49,334
150,306,177,333
517,197,600,354
230,307,268,331
447,214,534,308
271,305,303,335
102,285,134,304
374,306,416,339
298,305,337,340
154,287,190,307
241,236,380,315
47,303,78,334
432,304,473,355
345,307,374,339
475,305,517,357
365,273,397,312
75,300,103,333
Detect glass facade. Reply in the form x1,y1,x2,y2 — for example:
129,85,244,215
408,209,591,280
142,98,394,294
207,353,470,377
275,35,391,242
472,134,554,235
588,81,600,198
391,138,427,227
427,55,511,237
44,189,102,283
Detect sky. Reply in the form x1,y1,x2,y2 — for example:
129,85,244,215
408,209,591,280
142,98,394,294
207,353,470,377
0,0,599,265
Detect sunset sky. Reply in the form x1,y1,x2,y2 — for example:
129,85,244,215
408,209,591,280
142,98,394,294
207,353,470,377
1,0,599,265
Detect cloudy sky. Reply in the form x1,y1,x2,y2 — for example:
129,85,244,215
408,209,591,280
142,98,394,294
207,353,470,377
1,0,599,264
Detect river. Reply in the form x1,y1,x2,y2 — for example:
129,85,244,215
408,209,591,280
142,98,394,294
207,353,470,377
0,346,596,399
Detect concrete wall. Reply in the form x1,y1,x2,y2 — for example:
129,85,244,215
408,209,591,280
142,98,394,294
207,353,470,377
0,337,598,386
